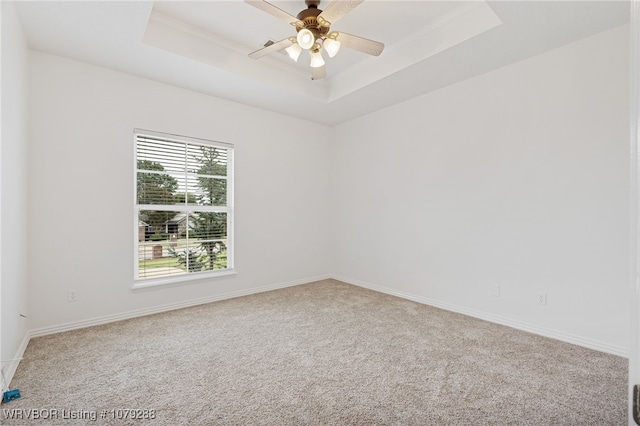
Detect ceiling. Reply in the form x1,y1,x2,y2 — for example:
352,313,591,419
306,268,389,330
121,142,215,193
14,1,630,126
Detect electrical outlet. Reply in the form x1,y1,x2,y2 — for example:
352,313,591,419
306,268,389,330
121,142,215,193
68,290,78,302
538,293,547,305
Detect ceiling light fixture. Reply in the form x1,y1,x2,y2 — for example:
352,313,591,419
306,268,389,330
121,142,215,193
246,0,385,80
285,40,302,62
323,32,340,58
296,28,315,50
309,44,325,68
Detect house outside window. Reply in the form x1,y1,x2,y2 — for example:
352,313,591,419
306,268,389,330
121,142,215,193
134,129,234,287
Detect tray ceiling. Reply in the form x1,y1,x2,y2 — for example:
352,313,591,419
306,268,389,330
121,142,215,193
14,1,630,126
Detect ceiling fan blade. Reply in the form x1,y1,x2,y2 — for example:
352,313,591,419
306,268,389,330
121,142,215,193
335,32,384,56
311,65,327,80
249,38,293,59
317,0,364,25
245,0,302,26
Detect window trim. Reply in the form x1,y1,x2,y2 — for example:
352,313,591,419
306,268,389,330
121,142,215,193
132,128,235,289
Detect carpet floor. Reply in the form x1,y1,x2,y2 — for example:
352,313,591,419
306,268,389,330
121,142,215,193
2,280,628,425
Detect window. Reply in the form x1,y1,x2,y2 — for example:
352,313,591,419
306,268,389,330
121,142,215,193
134,129,234,286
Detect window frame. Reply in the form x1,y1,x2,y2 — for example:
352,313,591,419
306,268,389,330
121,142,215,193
132,129,235,289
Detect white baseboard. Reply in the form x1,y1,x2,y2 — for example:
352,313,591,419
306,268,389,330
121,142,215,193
18,271,626,382
332,274,629,358
30,274,332,338
3,332,30,390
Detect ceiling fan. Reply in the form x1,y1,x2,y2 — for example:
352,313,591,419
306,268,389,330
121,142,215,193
245,0,384,80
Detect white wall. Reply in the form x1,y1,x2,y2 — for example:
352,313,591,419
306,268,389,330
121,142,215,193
331,25,630,355
1,2,30,383
27,52,331,331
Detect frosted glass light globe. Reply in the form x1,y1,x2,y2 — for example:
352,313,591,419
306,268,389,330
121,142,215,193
310,49,325,68
323,37,341,58
285,43,302,62
297,29,315,50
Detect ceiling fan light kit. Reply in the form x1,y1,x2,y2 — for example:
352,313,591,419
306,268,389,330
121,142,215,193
323,33,341,58
285,38,302,61
246,0,384,80
309,45,325,68
296,28,316,49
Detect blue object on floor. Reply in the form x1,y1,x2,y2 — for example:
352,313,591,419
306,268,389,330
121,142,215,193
2,389,21,403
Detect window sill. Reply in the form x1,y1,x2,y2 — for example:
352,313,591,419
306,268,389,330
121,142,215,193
132,269,237,291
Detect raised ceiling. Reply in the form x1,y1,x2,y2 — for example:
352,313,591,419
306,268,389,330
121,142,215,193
14,1,630,126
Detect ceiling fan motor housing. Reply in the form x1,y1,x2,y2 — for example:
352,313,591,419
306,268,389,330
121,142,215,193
296,3,329,39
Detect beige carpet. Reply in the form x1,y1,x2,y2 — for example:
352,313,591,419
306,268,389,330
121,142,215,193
3,280,627,425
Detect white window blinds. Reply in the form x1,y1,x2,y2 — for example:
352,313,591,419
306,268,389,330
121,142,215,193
134,129,234,284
